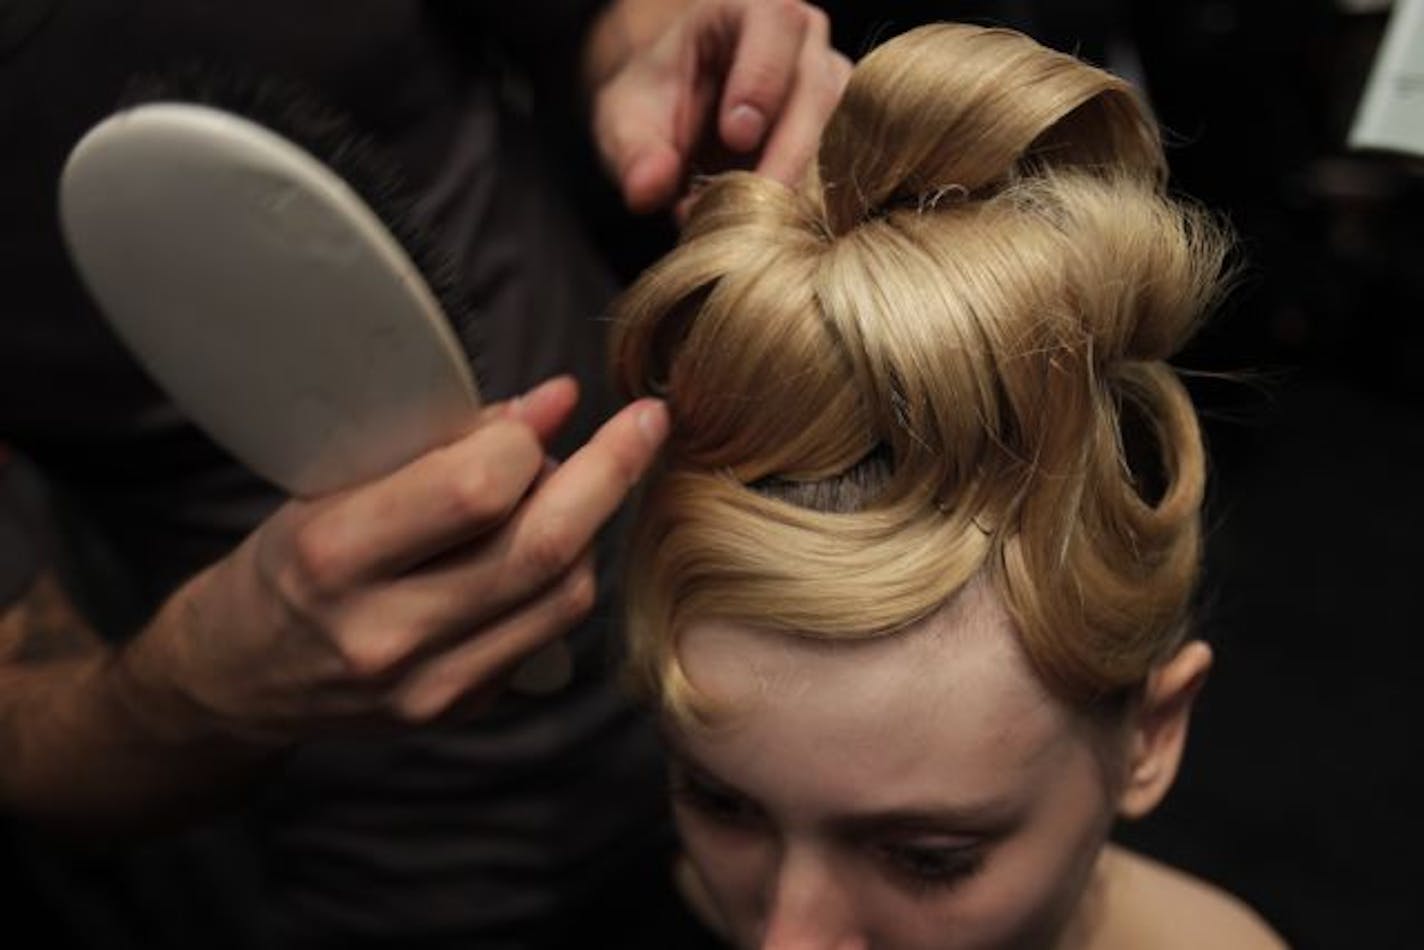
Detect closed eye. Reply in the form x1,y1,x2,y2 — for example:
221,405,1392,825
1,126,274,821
874,840,985,895
669,768,768,828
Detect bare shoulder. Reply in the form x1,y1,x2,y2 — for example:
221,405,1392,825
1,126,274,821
1097,845,1288,950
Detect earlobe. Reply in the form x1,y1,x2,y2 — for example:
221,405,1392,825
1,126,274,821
1117,640,1213,820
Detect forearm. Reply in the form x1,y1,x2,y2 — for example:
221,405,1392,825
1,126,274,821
0,574,271,835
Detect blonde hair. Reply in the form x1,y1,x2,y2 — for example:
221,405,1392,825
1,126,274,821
610,24,1231,722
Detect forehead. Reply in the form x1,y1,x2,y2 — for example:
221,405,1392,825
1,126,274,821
673,580,1078,808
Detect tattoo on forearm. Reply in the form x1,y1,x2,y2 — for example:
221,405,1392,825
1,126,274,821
0,573,101,665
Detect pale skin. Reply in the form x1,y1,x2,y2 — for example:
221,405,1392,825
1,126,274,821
666,578,1287,949
0,0,849,831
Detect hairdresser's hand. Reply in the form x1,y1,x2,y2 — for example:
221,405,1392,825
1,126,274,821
116,377,668,745
585,0,851,217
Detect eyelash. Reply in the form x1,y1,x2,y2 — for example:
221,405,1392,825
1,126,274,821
670,775,768,828
876,842,984,896
671,774,986,896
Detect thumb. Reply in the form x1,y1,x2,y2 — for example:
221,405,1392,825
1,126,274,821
593,76,687,213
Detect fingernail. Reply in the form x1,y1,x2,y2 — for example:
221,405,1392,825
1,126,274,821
636,400,669,447
727,104,767,150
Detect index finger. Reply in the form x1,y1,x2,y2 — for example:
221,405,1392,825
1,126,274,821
755,20,851,186
298,378,581,584
501,399,669,583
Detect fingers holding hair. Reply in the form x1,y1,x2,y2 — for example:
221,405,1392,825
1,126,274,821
716,0,813,153
288,376,580,589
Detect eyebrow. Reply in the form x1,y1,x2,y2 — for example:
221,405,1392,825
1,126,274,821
826,803,1021,839
665,742,1023,838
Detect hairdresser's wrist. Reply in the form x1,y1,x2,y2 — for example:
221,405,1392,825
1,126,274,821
106,574,285,757
0,607,275,830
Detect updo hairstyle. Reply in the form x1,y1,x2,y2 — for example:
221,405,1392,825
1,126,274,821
611,24,1232,722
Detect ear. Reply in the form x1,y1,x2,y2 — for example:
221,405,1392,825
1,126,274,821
1117,640,1213,820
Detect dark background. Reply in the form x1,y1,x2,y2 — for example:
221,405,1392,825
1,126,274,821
588,2,1422,946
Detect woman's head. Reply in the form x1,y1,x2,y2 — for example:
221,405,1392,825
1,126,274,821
611,22,1230,948
665,581,1211,948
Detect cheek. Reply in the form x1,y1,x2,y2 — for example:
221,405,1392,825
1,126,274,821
954,833,1106,947
938,777,1115,945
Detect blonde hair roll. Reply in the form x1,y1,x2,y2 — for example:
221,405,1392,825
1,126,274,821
611,24,1232,721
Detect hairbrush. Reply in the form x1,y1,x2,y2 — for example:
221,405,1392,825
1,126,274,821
58,79,572,694
59,85,480,497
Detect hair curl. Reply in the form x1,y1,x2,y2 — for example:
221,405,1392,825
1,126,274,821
610,24,1232,722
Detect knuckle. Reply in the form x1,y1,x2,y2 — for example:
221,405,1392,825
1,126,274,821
452,426,541,520
524,515,577,579
449,463,498,520
803,4,829,37
738,59,787,100
289,527,345,600
492,417,544,466
337,631,411,681
559,566,598,622
392,686,447,725
266,557,311,619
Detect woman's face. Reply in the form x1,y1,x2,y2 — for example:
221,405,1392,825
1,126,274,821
666,579,1123,950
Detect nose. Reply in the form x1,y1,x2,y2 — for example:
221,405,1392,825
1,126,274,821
758,847,869,950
